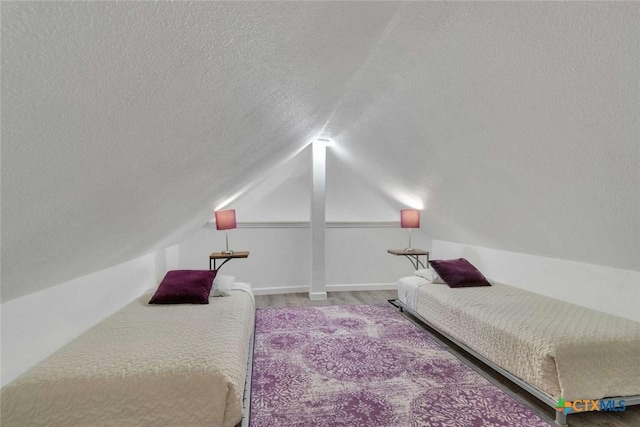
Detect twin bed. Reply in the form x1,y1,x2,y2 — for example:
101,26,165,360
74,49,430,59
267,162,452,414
395,276,640,426
4,267,639,427
1,286,255,427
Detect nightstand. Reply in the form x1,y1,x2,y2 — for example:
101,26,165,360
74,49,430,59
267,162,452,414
209,251,249,270
387,248,429,270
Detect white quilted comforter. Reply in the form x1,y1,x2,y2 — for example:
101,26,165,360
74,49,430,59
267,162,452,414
411,282,640,401
1,289,255,427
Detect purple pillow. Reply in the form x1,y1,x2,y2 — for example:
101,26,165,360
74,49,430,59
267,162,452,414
149,270,217,304
429,258,491,288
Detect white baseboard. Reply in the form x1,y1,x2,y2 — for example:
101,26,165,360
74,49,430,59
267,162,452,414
252,286,309,296
308,291,328,301
252,282,397,296
326,283,397,292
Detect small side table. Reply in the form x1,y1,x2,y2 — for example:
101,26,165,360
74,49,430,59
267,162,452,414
209,251,249,270
387,248,429,270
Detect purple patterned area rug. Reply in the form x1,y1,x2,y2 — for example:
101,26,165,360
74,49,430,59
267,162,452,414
250,304,550,427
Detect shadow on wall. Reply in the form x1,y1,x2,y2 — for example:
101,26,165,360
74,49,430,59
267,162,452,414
154,245,180,281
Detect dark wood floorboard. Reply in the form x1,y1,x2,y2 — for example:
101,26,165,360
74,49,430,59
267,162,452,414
254,290,640,427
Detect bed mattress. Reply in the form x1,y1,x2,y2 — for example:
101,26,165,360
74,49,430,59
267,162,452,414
1,289,255,427
401,279,640,401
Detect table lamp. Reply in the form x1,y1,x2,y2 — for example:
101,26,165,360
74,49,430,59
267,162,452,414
401,209,420,250
215,209,236,254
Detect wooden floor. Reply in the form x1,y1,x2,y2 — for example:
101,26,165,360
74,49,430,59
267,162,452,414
255,289,396,309
255,290,640,427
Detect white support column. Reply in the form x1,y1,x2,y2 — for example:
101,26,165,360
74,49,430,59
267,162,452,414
309,140,327,300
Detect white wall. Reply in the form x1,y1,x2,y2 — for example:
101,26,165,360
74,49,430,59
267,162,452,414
177,223,430,294
1,247,179,387
326,227,427,287
432,240,640,322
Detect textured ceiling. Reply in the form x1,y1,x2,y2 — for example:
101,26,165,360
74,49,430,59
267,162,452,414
2,2,638,301
324,2,640,271
231,145,401,222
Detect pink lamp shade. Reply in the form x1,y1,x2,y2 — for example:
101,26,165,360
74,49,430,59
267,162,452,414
215,209,237,230
401,209,420,229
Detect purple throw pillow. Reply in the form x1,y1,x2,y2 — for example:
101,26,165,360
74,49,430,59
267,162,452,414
149,270,217,304
429,258,491,288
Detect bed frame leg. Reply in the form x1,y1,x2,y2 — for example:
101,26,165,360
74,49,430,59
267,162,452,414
555,410,567,426
387,299,403,312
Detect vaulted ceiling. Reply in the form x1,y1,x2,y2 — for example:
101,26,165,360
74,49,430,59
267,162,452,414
2,2,638,302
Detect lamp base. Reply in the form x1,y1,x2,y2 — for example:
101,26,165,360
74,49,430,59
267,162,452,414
221,250,234,255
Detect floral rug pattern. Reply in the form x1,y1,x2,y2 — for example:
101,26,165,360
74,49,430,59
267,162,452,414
250,304,550,427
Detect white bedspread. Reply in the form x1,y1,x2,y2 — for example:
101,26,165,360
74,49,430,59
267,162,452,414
1,289,255,427
412,282,640,401
232,282,255,305
397,275,429,310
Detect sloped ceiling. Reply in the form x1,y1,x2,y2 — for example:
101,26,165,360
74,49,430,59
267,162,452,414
230,145,402,222
230,145,312,222
324,2,640,271
2,2,638,302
